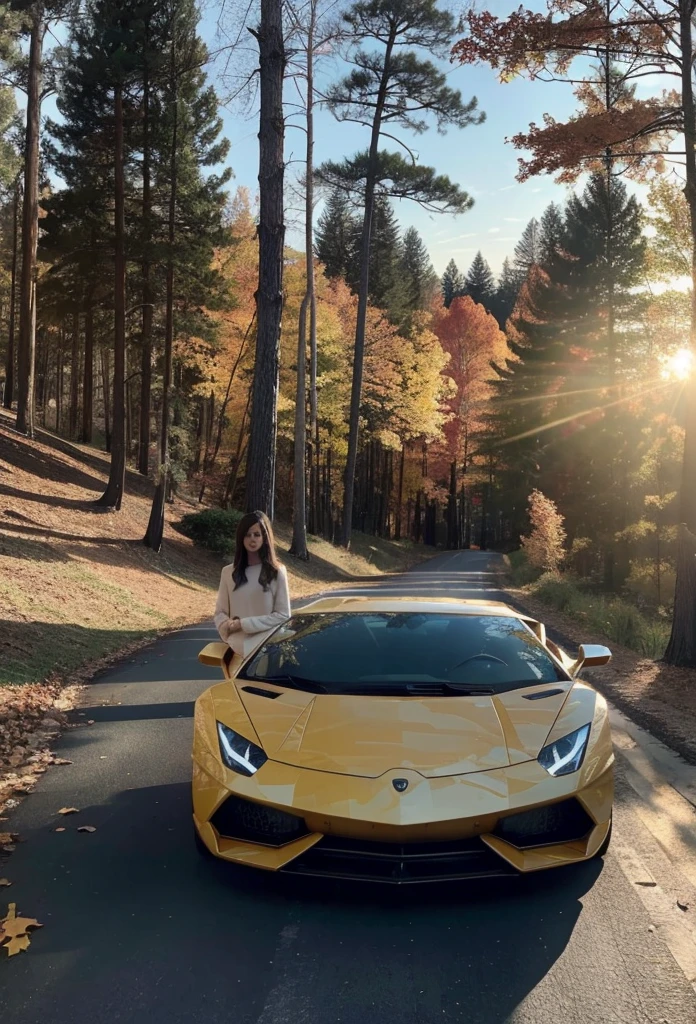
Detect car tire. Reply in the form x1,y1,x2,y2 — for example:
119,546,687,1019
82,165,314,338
593,818,612,859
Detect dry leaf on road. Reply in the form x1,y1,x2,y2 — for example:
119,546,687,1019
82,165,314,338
0,833,18,845
0,879,11,888
53,827,66,833
77,825,96,833
677,900,690,911
52,758,72,766
57,807,79,815
1,903,43,956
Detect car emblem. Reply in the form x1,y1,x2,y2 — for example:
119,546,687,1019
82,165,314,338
392,779,409,792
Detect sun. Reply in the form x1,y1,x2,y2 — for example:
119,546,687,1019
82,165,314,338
661,347,695,381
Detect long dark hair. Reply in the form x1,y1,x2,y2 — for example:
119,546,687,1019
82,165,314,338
232,511,281,591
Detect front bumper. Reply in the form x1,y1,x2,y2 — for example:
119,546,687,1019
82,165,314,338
192,754,614,882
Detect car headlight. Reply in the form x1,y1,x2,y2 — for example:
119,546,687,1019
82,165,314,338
216,722,267,776
538,724,591,777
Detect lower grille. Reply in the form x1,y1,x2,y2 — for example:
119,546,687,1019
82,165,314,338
282,834,518,884
493,798,594,848
211,796,310,847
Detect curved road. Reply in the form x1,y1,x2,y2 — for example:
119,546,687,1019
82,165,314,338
2,551,696,1023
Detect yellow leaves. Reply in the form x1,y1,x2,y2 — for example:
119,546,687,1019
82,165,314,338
1,903,43,957
57,807,79,815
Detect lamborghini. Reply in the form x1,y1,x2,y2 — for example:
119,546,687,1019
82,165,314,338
192,596,614,883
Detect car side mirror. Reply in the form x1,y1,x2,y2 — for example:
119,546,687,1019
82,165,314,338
572,643,612,677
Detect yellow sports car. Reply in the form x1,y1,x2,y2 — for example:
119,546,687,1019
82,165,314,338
193,596,614,883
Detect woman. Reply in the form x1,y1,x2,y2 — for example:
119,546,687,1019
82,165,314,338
214,511,291,656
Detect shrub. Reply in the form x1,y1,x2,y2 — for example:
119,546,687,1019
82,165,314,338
520,489,566,572
508,549,543,585
533,572,579,614
177,508,244,556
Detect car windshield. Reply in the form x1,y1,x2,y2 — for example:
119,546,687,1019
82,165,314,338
238,612,568,696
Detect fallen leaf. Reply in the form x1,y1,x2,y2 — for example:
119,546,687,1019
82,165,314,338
5,934,30,956
1,845,15,853
0,833,18,845
77,825,96,833
57,807,79,815
87,720,95,725
0,903,42,957
0,879,11,888
52,758,72,766
635,881,657,887
53,827,66,833
677,900,689,912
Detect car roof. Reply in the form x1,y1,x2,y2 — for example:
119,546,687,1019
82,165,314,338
300,595,523,618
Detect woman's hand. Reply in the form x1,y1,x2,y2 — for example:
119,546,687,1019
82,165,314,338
228,617,242,634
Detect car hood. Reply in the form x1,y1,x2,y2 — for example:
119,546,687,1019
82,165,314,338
233,682,572,778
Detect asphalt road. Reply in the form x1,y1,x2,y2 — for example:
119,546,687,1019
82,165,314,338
2,550,696,1023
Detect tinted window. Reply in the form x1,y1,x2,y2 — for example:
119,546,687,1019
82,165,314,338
238,613,567,695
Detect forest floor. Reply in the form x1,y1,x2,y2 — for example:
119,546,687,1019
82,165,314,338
0,409,432,818
509,584,696,766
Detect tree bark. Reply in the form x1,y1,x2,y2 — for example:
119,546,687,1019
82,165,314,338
245,0,285,516
16,7,45,436
395,443,405,540
3,178,20,410
665,0,696,665
69,311,80,439
138,49,153,476
144,52,178,552
96,83,127,508
290,5,316,559
81,296,94,442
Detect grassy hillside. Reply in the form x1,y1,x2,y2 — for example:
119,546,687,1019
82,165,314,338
0,410,431,689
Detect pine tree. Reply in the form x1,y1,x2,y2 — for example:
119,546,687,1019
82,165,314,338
365,195,407,320
399,226,437,314
464,251,495,308
490,257,519,328
441,258,465,308
539,202,564,269
315,187,357,280
317,0,482,547
514,218,541,281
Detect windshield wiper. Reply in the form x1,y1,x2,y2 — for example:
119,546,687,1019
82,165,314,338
405,682,496,696
249,674,328,694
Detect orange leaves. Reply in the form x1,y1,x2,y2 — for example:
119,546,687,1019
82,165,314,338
510,102,675,183
0,903,43,957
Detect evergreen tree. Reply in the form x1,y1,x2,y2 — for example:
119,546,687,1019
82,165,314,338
490,256,519,328
441,257,465,308
399,226,437,313
539,202,564,268
364,194,406,320
513,217,540,280
317,0,482,547
464,250,495,308
315,186,357,280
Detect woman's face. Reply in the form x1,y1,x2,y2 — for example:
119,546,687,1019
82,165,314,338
244,523,265,556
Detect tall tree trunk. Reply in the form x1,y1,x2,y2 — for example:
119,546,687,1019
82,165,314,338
447,460,458,549
665,0,696,666
101,346,111,451
395,443,405,540
290,294,309,557
144,55,178,552
69,312,80,439
138,49,153,476
3,178,20,410
341,28,396,548
96,83,127,508
55,332,62,433
199,312,255,503
290,6,316,559
245,0,285,515
224,389,252,507
15,8,45,436
81,296,94,442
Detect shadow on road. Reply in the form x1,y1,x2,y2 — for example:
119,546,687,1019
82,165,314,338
4,778,602,1024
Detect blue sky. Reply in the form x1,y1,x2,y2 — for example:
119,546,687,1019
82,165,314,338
199,1,589,279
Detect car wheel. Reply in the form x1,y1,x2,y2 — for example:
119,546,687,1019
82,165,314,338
593,818,612,859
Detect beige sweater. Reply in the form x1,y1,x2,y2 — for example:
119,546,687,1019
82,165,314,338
214,562,291,655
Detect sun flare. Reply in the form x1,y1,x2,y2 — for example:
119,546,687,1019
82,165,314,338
661,347,695,381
